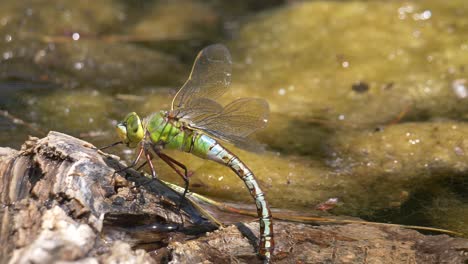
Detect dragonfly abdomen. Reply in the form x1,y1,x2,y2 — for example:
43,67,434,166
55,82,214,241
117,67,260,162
191,134,274,260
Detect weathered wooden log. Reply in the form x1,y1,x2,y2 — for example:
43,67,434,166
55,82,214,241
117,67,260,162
0,132,215,263
1,132,467,263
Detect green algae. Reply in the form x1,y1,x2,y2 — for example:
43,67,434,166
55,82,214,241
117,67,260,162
228,0,468,127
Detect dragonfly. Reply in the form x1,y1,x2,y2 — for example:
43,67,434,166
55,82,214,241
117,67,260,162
102,44,274,262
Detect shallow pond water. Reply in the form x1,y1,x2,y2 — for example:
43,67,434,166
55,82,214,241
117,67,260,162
0,0,467,237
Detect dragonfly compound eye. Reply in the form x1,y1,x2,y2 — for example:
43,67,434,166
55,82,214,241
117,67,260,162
116,122,128,143
124,112,144,147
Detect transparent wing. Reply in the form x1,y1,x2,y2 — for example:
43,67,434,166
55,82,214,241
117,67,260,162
175,97,223,123
190,98,269,150
169,44,268,151
201,130,268,152
194,98,269,137
171,44,232,111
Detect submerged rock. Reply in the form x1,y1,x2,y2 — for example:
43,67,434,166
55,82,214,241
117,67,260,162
228,0,468,127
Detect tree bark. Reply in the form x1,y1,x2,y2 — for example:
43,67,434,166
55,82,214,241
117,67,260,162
0,131,467,263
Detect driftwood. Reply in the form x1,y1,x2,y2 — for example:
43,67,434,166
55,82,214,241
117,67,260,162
0,131,467,263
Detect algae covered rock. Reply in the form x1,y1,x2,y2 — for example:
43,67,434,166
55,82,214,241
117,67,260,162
0,0,184,88
228,1,468,127
129,0,220,42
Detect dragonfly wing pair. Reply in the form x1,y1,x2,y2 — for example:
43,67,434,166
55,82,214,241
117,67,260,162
171,44,269,151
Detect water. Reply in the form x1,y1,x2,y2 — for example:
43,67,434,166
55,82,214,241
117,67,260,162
0,0,467,237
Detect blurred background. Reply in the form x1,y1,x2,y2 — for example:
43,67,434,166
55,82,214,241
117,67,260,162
0,0,467,237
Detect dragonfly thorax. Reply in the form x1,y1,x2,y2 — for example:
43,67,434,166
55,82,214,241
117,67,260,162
145,111,187,146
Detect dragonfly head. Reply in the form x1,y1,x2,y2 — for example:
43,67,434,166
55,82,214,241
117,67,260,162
116,112,144,148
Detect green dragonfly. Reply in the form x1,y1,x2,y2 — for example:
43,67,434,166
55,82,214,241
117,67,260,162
104,44,274,262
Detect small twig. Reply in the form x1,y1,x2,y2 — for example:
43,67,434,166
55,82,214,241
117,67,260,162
388,104,412,125
0,109,45,135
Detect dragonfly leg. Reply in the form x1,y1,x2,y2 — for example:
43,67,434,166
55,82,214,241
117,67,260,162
157,152,190,202
115,145,144,173
98,141,122,151
144,150,158,179
135,161,148,171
